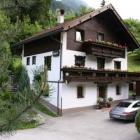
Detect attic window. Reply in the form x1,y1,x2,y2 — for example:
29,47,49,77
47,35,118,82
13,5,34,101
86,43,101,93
97,32,104,41
76,30,84,42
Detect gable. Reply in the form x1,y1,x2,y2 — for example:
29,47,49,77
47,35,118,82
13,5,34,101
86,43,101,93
66,7,139,51
13,4,139,51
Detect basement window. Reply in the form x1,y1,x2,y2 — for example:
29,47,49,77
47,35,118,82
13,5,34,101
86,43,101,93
32,56,36,65
77,86,84,98
116,85,121,95
75,55,85,67
26,57,30,65
44,56,52,70
76,30,84,42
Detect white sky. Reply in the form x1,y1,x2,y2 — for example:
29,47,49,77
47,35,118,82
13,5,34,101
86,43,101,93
85,0,140,19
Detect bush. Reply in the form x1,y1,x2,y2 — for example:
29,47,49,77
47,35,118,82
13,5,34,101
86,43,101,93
135,111,140,133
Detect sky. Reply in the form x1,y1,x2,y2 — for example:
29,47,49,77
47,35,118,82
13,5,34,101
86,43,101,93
85,0,140,20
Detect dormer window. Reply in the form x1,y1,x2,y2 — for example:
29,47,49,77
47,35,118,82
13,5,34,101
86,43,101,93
75,56,85,67
97,32,104,41
76,30,84,42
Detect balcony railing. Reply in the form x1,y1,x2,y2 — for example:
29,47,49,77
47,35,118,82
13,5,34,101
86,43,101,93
62,67,140,83
82,41,126,58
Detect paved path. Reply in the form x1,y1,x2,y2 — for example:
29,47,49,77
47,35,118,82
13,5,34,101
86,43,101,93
1,109,140,140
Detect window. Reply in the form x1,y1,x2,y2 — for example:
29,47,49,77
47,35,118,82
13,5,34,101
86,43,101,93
32,56,36,65
97,57,105,69
26,57,30,65
44,56,52,70
97,32,104,41
117,102,131,107
76,30,84,42
114,61,121,70
75,56,85,67
133,102,140,108
116,85,121,95
77,86,84,98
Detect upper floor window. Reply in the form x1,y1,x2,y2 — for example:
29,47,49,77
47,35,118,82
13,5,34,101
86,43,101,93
76,30,84,42
114,61,121,70
32,56,36,65
75,55,85,67
44,56,52,70
97,32,104,41
77,86,84,98
97,57,105,69
26,57,30,65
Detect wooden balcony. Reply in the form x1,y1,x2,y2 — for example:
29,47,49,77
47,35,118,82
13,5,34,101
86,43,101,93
62,67,140,83
82,41,126,58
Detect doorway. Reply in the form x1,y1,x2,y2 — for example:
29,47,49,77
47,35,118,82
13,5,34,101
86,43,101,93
98,85,107,99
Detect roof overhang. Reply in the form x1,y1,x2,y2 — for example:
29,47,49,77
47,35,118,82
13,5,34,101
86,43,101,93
12,4,140,51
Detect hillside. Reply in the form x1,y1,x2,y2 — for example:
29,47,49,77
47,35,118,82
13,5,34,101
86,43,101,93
51,0,87,11
128,51,140,72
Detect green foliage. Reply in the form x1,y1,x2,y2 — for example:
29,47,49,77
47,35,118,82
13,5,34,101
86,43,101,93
0,40,11,90
0,0,51,24
128,51,140,72
65,5,94,21
14,17,43,42
135,111,140,133
124,19,140,44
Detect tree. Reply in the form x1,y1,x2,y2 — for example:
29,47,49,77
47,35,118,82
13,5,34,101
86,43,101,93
101,0,105,7
124,18,140,56
0,0,51,24
124,18,140,44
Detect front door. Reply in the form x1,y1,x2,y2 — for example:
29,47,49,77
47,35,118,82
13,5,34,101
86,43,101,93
98,85,107,99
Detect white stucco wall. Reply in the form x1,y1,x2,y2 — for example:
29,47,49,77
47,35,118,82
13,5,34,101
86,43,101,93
61,82,129,109
61,83,98,109
22,51,60,84
107,83,129,101
22,51,61,106
61,32,128,71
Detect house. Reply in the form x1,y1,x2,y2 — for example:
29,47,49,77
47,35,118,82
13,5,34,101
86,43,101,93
13,4,140,114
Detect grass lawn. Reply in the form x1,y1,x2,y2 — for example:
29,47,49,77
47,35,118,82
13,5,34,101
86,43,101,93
15,102,56,130
128,51,140,72
34,102,57,117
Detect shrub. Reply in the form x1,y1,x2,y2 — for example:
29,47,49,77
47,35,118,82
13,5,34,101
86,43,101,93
135,111,140,133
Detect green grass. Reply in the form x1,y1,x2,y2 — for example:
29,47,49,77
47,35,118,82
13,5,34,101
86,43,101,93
34,102,57,117
16,120,37,130
128,52,140,72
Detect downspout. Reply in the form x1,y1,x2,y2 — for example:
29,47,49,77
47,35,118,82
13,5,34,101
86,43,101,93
51,35,63,115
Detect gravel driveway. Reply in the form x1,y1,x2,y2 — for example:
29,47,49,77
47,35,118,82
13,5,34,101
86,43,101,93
1,109,140,140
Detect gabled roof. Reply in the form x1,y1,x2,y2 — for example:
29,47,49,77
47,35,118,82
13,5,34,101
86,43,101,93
14,4,140,50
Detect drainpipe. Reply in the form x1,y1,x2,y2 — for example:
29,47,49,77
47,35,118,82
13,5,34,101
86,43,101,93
51,36,63,116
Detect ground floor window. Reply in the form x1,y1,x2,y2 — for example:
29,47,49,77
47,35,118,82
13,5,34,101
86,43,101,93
116,85,121,95
77,86,84,98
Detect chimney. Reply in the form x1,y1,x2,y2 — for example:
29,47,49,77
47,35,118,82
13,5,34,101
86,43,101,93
57,9,65,24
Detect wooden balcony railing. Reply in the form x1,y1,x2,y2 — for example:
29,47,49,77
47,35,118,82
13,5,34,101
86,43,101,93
82,41,126,58
62,67,140,83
